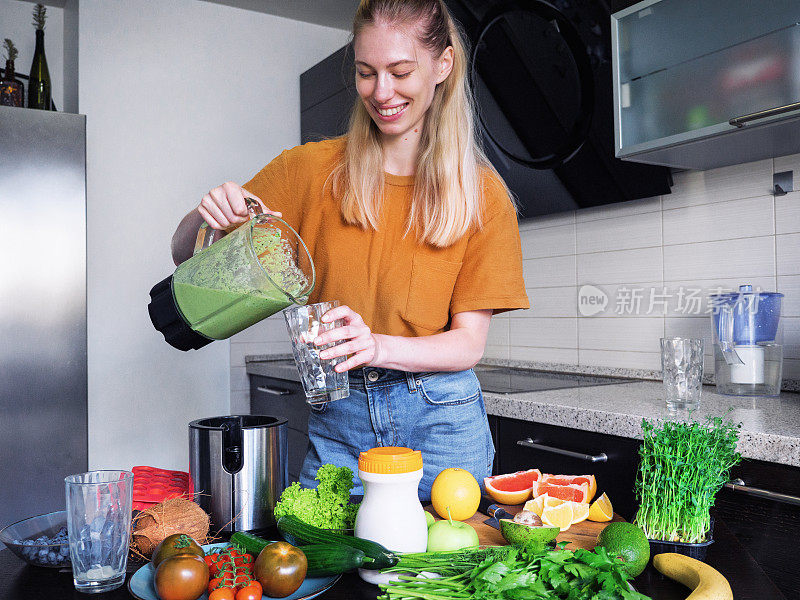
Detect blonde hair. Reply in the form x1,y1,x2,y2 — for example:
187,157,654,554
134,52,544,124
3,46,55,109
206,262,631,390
330,0,510,247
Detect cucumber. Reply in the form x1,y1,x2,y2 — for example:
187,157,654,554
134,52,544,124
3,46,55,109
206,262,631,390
299,544,371,577
277,515,398,570
230,531,270,556
230,531,373,576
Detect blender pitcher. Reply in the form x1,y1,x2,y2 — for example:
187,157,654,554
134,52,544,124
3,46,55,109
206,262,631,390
149,200,315,351
710,285,783,396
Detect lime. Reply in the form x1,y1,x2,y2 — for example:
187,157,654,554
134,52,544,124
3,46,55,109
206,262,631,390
597,522,650,577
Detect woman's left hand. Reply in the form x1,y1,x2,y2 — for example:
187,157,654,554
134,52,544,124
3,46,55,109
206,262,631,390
313,305,382,372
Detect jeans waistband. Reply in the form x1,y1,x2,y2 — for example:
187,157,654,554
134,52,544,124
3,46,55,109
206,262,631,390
349,367,437,392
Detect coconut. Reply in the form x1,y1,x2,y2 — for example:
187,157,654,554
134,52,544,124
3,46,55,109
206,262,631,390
131,498,210,558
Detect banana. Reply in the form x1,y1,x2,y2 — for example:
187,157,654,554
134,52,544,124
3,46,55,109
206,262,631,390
652,553,733,600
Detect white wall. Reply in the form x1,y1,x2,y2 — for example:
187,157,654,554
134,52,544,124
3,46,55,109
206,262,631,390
0,0,64,110
80,0,349,470
485,154,800,380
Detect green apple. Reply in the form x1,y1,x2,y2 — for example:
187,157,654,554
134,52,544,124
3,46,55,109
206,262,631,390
425,511,435,529
427,518,479,551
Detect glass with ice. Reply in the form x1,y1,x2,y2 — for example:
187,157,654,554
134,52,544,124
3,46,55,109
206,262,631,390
65,470,133,593
284,300,350,405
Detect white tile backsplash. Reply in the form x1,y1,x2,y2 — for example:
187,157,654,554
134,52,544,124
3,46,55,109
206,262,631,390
778,275,800,316
521,223,575,259
662,159,773,209
576,196,661,223
578,317,664,353
507,346,579,364
577,210,662,253
518,286,578,318
663,196,775,245
509,317,578,349
578,349,662,371
663,236,775,281
774,191,800,234
523,255,577,288
777,233,800,276
577,247,662,285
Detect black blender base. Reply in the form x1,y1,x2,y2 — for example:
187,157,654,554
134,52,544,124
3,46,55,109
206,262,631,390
148,275,213,351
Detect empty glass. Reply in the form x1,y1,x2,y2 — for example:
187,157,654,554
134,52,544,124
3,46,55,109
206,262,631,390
661,337,704,411
284,300,350,405
65,470,133,593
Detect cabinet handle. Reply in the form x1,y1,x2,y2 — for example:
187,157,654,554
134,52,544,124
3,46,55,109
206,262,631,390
724,478,800,506
257,385,293,396
728,101,800,128
516,438,608,463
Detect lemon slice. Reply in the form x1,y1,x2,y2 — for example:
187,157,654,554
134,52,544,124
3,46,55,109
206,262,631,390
570,501,590,524
524,494,547,517
588,492,613,522
541,502,574,532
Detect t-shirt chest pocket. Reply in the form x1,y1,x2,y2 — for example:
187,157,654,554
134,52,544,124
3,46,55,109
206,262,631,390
404,253,463,332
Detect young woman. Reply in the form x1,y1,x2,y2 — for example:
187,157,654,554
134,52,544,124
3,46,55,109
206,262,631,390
172,0,528,498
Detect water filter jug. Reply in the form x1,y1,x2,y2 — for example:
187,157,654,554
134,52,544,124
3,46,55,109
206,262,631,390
710,285,783,396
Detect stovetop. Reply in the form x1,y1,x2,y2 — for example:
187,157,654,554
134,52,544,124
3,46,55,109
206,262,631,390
473,365,636,394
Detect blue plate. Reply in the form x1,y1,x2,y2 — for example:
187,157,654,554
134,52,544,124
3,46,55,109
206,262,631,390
128,543,341,600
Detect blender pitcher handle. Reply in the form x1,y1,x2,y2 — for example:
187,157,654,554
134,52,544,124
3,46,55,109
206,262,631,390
718,301,744,366
193,198,264,256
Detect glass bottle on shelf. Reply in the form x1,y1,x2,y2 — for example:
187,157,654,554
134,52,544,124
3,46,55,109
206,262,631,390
1,39,24,108
28,4,52,111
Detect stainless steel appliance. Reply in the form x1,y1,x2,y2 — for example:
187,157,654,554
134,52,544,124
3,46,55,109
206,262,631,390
189,415,288,533
0,106,87,536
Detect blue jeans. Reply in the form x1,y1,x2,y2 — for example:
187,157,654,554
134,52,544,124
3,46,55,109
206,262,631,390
299,367,495,501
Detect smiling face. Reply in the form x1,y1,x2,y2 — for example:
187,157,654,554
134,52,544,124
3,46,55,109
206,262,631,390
353,20,453,141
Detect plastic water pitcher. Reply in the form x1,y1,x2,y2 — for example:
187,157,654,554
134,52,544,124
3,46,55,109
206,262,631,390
355,447,428,585
710,285,783,396
148,199,315,351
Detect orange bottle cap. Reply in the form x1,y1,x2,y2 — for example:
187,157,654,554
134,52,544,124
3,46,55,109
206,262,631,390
358,447,423,474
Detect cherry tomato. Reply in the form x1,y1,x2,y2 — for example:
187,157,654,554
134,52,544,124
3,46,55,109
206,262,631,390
154,554,209,600
236,584,261,600
209,588,236,600
253,541,307,598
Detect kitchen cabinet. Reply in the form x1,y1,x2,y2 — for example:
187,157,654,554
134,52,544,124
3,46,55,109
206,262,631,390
249,374,309,483
612,0,800,170
300,44,357,143
490,413,800,600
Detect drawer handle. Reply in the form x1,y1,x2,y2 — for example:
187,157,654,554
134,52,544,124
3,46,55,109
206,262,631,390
516,438,608,463
257,385,293,396
728,100,800,128
724,478,800,506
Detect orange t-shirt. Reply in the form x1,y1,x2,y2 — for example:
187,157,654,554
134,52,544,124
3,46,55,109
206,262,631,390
243,138,529,337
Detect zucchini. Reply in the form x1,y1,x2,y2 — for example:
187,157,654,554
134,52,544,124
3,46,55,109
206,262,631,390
277,515,398,570
231,531,373,576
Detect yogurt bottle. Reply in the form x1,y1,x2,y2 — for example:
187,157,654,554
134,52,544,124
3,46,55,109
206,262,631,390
355,447,428,585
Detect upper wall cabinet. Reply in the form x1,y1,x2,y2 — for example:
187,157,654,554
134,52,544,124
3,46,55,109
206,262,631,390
611,0,800,170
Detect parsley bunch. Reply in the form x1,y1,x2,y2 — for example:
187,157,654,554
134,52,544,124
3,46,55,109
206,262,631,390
378,543,651,600
273,464,360,529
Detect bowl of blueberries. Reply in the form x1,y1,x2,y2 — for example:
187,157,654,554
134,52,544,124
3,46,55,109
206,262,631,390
0,510,71,568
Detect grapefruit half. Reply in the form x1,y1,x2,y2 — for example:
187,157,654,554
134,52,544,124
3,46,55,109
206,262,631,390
540,474,597,502
533,480,591,503
484,469,541,505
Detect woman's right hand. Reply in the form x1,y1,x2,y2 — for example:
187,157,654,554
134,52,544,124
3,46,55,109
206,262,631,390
198,182,281,230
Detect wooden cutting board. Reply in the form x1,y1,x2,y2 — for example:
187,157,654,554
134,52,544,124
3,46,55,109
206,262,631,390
426,503,624,550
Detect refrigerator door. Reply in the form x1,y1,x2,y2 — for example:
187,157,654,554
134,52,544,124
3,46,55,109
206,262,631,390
0,106,87,532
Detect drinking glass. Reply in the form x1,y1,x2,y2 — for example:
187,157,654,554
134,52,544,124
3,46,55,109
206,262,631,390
661,337,704,411
65,470,133,593
284,300,350,405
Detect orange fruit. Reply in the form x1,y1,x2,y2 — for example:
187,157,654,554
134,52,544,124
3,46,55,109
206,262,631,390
534,480,590,503
540,474,597,502
431,468,481,521
484,469,541,505
541,502,574,532
588,492,613,522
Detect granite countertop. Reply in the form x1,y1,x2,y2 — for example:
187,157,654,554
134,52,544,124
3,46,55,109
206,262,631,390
245,355,800,468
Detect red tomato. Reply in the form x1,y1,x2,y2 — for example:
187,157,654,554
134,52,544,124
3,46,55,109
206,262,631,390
235,585,261,600
209,588,236,600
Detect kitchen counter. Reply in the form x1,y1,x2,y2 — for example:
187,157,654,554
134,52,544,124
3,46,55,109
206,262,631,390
0,518,781,600
246,356,800,468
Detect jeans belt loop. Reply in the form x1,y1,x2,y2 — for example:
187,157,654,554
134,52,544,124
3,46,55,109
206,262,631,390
406,371,418,393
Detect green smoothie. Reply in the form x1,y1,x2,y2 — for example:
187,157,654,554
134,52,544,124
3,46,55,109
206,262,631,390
172,218,312,339
173,282,291,339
